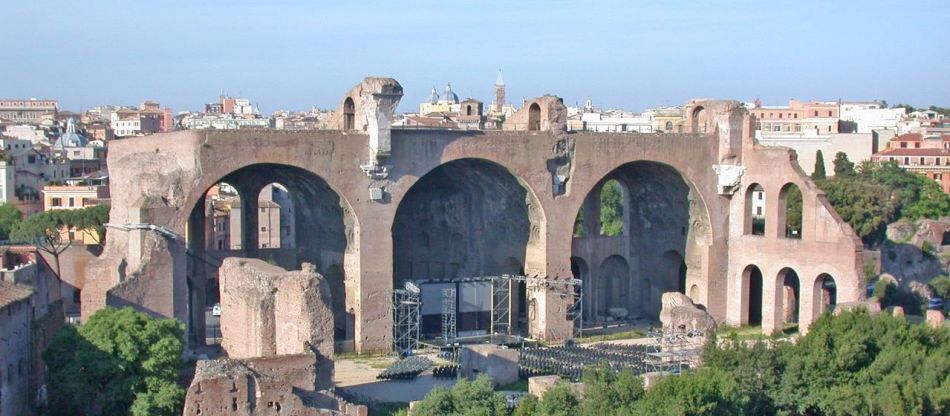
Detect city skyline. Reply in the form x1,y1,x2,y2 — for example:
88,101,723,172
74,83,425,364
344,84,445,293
1,1,948,113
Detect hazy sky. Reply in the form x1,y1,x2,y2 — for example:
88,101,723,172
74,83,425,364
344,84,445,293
1,1,947,113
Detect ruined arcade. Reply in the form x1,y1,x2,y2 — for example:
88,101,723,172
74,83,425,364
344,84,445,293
83,77,869,353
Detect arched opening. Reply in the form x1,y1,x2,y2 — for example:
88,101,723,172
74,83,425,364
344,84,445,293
598,256,630,320
466,105,473,116
528,103,541,131
570,257,591,320
778,268,800,326
665,121,673,131
186,164,356,348
689,284,700,302
779,183,802,239
392,158,542,337
745,183,766,236
324,265,349,341
813,274,837,316
741,265,763,326
343,97,355,130
599,179,625,236
502,257,527,334
691,106,706,133
572,161,710,323
257,183,296,249
660,250,687,294
204,182,242,251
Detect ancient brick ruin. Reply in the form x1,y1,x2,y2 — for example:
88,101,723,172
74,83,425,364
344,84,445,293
82,77,871,353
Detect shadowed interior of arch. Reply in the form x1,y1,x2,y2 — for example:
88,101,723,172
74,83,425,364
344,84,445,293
392,158,541,336
186,163,356,347
571,161,707,323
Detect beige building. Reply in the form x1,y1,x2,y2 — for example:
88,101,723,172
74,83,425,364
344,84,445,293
43,184,110,244
0,99,57,123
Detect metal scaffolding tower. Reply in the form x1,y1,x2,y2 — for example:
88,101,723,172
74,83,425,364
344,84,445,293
392,281,421,354
441,288,457,344
490,275,512,336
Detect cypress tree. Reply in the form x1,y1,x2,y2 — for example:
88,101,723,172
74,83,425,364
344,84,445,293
812,150,826,180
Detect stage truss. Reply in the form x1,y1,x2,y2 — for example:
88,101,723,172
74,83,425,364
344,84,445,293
392,281,421,353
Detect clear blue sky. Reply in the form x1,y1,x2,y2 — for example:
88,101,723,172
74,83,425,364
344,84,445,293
1,1,947,114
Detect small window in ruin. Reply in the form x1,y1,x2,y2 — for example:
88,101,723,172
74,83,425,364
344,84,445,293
941,231,950,246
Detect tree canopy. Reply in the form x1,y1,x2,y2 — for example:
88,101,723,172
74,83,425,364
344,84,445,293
0,203,22,240
599,180,624,236
435,311,950,416
812,150,826,180
816,160,950,245
43,307,185,416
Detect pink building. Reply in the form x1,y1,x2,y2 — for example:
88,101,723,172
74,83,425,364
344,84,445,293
750,99,840,138
873,133,950,193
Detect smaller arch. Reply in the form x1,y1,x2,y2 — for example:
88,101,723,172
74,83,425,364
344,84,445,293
813,274,837,316
528,103,541,131
599,179,625,236
778,268,801,326
741,265,763,326
257,183,295,249
571,257,592,320
204,182,242,251
343,97,355,130
598,255,630,318
688,284,700,302
691,106,706,133
745,183,766,236
778,183,803,239
665,120,673,131
465,105,473,116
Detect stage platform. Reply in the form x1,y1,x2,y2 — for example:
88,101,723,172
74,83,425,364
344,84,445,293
418,333,531,349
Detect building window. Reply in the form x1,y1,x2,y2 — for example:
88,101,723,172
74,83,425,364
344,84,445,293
260,207,266,213
814,111,819,117
904,157,910,165
920,157,926,165
51,197,62,207
916,143,921,149
901,142,907,148
68,197,75,207
828,110,833,117
261,227,266,232
794,114,798,119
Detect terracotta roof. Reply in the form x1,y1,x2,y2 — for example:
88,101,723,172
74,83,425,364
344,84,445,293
0,280,33,308
877,148,950,156
894,133,923,141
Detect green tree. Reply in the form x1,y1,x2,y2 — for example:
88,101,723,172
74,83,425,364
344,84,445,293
812,150,826,180
634,368,754,415
43,307,185,416
929,275,950,300
579,361,644,416
833,152,856,177
537,384,580,416
411,375,508,416
0,203,22,240
12,209,72,278
816,177,896,244
599,180,624,236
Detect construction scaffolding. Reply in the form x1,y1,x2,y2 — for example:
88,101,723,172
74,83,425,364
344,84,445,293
490,275,583,339
392,281,421,354
440,288,457,344
490,276,512,336
645,327,706,375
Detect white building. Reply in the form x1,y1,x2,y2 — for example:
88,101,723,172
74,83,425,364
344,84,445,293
1,125,52,146
839,102,905,134
180,113,274,130
0,137,70,213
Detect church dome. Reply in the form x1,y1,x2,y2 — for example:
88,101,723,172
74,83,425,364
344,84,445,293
53,118,87,149
426,87,439,104
438,83,459,104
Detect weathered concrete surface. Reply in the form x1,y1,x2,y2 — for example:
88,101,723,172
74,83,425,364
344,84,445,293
219,258,335,388
83,77,869,352
459,345,520,387
182,353,364,416
527,375,584,398
926,310,945,329
658,292,716,334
